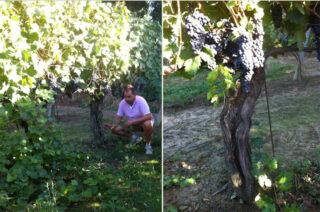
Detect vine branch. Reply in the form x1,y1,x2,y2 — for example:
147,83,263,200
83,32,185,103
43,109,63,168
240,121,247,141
301,2,320,20
265,46,320,59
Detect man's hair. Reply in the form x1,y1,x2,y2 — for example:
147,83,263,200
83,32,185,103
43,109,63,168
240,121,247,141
124,84,136,95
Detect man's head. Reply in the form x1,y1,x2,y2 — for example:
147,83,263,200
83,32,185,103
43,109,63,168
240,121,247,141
124,84,136,105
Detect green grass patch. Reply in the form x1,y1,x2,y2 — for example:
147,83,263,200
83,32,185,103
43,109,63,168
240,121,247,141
265,59,295,81
164,70,210,107
252,88,320,137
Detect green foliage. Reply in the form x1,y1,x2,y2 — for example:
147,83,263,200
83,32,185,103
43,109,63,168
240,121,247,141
259,1,313,51
255,194,276,212
276,171,293,192
0,1,132,98
206,66,236,106
0,98,85,209
128,14,162,101
164,173,200,188
1,114,161,210
284,204,299,212
166,205,178,212
253,153,320,211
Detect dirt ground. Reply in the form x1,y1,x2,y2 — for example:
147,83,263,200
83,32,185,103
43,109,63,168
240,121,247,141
163,54,320,211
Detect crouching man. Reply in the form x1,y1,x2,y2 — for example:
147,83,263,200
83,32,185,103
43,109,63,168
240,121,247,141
104,85,154,155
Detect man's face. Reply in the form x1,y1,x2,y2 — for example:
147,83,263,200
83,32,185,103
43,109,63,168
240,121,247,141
124,90,136,105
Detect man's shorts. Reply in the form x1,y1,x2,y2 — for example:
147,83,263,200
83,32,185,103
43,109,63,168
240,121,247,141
132,120,154,132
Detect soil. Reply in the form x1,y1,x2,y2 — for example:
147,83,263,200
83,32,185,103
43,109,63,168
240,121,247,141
163,55,320,211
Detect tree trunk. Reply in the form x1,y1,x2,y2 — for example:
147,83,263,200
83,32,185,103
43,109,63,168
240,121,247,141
220,67,265,202
46,102,56,119
293,28,311,81
293,51,302,82
89,94,105,144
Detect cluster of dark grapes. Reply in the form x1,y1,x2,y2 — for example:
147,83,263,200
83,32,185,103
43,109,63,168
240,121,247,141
252,19,265,69
65,78,80,99
233,33,255,92
270,3,282,29
184,10,210,53
234,19,264,92
101,82,109,95
88,72,109,96
185,10,265,93
47,73,82,99
310,3,320,62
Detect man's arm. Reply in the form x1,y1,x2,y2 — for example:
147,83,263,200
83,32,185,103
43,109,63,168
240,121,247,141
129,113,151,125
124,114,151,127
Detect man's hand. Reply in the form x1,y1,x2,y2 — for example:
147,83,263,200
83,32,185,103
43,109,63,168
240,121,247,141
124,120,134,128
104,123,115,130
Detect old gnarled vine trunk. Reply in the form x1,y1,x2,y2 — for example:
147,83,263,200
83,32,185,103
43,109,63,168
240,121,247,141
220,67,265,202
89,94,105,144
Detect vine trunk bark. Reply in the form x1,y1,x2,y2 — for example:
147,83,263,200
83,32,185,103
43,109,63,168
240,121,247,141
220,67,265,202
89,94,105,144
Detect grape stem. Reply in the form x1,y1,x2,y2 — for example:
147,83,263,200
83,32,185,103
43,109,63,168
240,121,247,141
238,5,245,18
223,1,239,27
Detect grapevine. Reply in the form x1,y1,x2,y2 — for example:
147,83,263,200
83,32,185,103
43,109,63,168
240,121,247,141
184,9,264,93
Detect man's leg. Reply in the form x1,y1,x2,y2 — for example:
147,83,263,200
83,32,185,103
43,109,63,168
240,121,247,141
142,120,153,144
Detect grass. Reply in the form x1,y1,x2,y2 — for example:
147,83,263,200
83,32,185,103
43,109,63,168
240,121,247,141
251,86,320,137
265,58,295,81
164,70,210,107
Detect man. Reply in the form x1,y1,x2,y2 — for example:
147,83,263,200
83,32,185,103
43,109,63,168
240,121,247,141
104,85,154,155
